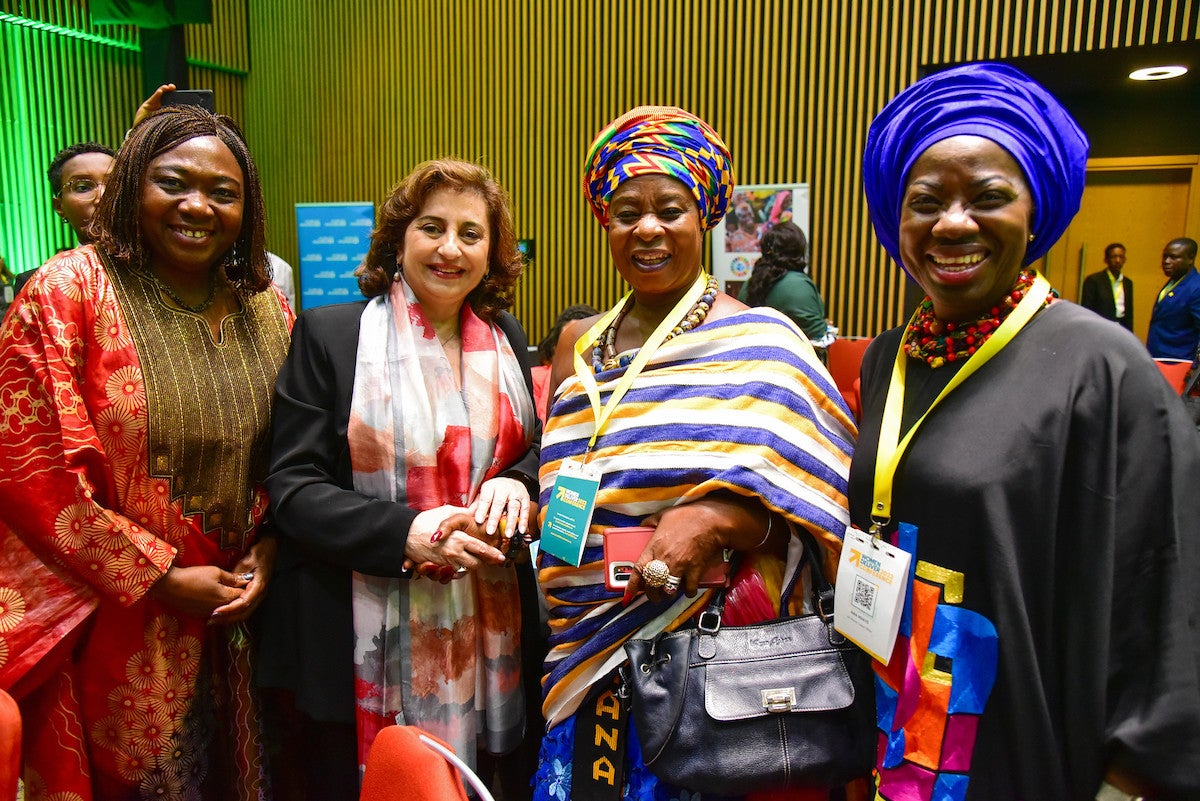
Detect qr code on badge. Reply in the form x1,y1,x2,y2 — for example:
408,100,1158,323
852,575,877,617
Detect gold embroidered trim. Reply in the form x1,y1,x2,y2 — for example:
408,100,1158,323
105,256,290,550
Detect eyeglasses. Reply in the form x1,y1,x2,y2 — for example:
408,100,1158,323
60,178,104,197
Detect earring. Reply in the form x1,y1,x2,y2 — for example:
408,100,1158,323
1028,234,1035,242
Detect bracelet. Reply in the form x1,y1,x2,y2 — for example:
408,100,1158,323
752,514,773,549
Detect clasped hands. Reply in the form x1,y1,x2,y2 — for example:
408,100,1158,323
403,476,535,583
149,536,276,625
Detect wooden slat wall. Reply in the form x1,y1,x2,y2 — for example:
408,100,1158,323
4,1,1196,340
0,0,247,273
245,0,1199,343
1,1,140,271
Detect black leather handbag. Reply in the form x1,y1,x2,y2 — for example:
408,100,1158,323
621,530,876,795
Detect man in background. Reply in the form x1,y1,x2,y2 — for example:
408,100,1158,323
1080,242,1133,331
48,142,115,245
1147,237,1200,360
14,142,117,295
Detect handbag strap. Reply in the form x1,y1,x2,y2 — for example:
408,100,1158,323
702,525,835,629
1184,362,1200,397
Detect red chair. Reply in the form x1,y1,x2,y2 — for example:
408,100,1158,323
360,725,490,801
825,337,873,420
0,688,19,801
1153,358,1192,394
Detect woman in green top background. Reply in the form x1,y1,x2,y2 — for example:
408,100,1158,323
739,221,832,361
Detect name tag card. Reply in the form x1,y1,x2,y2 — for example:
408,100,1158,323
539,458,601,567
834,526,910,664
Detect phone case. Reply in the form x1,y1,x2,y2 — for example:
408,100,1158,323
602,526,730,591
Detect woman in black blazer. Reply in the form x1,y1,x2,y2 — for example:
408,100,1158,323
256,159,544,800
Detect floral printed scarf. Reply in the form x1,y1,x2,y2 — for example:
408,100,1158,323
349,276,534,775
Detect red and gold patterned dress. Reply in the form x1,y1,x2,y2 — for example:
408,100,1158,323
0,246,291,800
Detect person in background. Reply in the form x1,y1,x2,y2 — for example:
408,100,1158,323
48,141,116,245
856,62,1200,800
267,251,296,310
0,256,13,320
532,303,599,422
1079,242,1133,331
16,143,117,295
739,220,834,362
0,104,291,798
534,106,858,800
1146,236,1200,360
256,159,543,799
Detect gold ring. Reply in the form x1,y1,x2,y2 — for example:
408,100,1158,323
641,559,671,588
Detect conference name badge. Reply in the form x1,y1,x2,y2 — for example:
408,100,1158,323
834,526,910,664
540,458,601,567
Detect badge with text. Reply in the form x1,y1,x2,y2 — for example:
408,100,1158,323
540,458,601,567
834,526,911,664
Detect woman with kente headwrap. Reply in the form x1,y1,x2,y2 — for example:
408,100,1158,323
853,63,1200,800
533,106,859,800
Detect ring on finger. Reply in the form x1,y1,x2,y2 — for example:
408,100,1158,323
663,575,681,595
455,564,468,574
641,559,671,589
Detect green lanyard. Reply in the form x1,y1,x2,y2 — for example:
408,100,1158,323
571,272,709,457
870,274,1051,532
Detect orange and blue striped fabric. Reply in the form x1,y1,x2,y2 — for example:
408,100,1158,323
536,308,856,726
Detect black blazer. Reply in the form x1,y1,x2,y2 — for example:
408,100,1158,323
254,300,542,723
1080,269,1133,331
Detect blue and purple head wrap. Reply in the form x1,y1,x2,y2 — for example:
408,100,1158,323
583,105,735,230
862,62,1089,269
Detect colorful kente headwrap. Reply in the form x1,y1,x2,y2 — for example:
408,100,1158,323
583,105,735,230
862,62,1089,270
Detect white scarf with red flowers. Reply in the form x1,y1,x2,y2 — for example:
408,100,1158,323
349,276,533,774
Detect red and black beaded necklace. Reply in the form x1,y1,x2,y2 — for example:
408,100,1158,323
903,269,1057,368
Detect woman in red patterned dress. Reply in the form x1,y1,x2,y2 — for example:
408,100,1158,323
0,105,291,800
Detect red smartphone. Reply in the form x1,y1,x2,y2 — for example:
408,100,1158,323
603,526,730,592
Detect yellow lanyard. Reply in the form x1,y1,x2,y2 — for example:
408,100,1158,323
571,272,709,457
870,274,1051,532
1158,277,1181,304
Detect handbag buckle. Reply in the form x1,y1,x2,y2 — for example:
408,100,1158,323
760,687,796,713
697,610,721,635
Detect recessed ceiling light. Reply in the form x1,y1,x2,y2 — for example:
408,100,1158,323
1129,65,1188,81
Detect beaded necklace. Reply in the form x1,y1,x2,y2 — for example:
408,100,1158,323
151,269,220,314
592,273,719,373
903,269,1056,368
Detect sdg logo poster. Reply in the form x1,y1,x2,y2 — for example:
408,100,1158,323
295,202,374,310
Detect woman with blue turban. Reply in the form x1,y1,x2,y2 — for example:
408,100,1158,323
851,63,1200,800
533,106,860,799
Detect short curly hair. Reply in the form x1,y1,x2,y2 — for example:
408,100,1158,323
356,159,523,321
91,105,271,295
47,142,115,195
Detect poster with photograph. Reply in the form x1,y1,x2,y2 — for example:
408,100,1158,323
710,183,810,296
295,202,374,310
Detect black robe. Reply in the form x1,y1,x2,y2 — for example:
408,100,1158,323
848,301,1200,801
